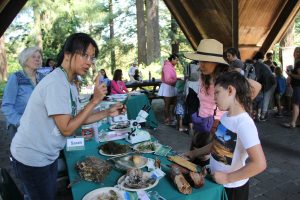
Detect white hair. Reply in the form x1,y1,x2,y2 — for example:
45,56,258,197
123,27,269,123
18,47,42,68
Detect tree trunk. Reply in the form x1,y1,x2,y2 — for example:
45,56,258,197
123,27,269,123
136,0,147,65
146,0,160,64
109,0,116,74
171,15,179,54
0,36,7,81
33,3,43,49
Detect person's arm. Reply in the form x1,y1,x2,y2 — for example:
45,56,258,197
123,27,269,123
184,143,213,160
213,144,266,184
122,81,129,93
288,68,300,79
1,74,22,126
111,80,124,94
247,78,261,100
52,75,124,136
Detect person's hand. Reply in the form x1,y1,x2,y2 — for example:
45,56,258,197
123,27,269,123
178,153,190,160
182,151,195,160
91,74,107,104
286,70,292,76
212,171,229,184
107,103,126,117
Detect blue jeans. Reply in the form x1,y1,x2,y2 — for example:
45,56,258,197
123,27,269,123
11,157,58,200
262,84,276,114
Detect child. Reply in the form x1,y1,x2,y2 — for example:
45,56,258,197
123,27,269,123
274,67,286,117
212,71,266,200
174,80,188,132
133,69,142,82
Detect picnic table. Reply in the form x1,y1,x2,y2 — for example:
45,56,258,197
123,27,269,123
126,80,162,103
64,138,228,200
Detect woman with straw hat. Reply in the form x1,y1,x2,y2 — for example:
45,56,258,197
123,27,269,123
184,39,229,166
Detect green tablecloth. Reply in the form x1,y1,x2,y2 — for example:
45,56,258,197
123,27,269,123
125,94,158,128
64,139,227,200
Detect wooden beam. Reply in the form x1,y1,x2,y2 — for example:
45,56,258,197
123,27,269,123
232,0,238,49
181,0,208,39
0,0,28,37
260,0,300,53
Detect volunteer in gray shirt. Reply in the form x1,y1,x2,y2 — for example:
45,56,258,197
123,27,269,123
10,33,125,200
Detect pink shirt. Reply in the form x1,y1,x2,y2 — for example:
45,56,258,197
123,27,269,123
161,60,177,85
110,80,128,94
198,80,225,120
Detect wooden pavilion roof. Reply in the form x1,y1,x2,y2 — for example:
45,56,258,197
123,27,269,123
1,0,300,60
163,0,300,60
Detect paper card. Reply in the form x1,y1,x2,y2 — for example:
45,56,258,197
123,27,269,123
136,191,150,200
66,137,85,151
154,145,172,156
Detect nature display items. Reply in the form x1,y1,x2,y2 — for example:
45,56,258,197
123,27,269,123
168,156,207,194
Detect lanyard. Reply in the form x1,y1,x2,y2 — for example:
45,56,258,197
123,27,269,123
59,66,77,117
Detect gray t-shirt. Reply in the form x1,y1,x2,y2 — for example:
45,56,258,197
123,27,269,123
10,68,80,167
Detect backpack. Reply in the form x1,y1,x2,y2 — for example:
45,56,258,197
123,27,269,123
243,63,257,80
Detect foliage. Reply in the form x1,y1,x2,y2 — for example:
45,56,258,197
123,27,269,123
295,13,300,45
42,13,80,60
0,81,7,98
4,0,191,82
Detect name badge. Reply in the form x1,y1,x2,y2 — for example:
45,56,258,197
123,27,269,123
66,137,85,151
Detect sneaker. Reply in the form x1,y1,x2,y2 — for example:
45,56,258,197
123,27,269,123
282,123,296,128
275,113,283,118
260,116,267,121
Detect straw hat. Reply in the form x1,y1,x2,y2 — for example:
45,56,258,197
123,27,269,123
184,39,228,65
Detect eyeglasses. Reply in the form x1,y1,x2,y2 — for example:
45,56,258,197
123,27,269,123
80,53,96,64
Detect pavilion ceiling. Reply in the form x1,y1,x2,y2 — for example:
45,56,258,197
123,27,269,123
163,0,300,60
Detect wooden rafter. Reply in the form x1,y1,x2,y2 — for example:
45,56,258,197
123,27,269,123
0,0,28,37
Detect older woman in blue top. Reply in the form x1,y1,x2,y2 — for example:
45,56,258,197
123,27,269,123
1,47,42,140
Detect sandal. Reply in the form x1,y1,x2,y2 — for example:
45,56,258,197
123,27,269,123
282,123,296,128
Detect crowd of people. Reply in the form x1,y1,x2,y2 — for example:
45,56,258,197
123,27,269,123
1,32,299,200
157,38,299,200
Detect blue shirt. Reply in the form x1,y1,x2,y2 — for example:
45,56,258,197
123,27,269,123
1,71,36,126
99,77,110,86
275,75,286,95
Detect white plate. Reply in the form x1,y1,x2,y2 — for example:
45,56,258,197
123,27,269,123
133,142,159,153
117,172,159,192
113,155,148,170
82,187,124,200
99,149,129,157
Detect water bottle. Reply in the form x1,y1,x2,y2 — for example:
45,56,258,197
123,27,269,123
149,71,151,82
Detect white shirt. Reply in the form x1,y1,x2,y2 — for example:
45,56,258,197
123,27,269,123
210,112,260,188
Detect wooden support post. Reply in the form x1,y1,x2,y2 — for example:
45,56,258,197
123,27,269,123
232,0,239,50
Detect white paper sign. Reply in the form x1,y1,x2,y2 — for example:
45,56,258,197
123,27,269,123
66,137,85,151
